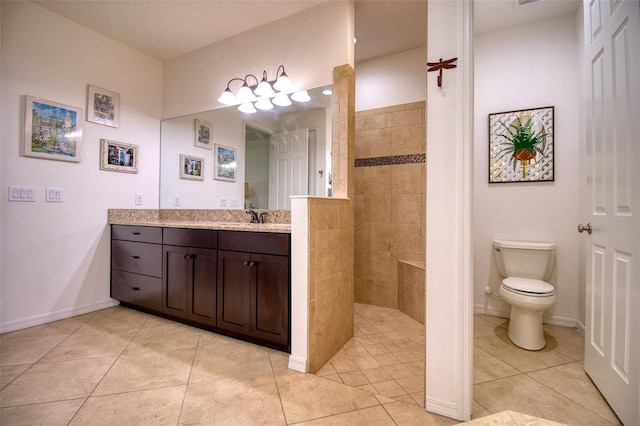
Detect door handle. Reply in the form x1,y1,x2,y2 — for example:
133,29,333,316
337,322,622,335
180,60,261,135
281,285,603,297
577,223,592,234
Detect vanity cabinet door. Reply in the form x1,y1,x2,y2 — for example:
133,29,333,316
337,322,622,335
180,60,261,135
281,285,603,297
162,245,217,327
251,253,289,348
216,250,251,335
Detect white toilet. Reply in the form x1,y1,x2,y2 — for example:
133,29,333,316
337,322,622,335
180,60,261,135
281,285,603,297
493,240,556,350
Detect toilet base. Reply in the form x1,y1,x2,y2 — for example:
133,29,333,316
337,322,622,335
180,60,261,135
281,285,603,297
507,306,546,350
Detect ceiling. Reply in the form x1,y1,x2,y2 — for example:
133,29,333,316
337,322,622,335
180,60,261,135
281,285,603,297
32,0,578,63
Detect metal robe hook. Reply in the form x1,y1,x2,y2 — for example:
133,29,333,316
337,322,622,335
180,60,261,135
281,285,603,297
427,57,458,87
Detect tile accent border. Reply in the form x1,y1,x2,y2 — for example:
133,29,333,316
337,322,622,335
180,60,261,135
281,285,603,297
355,153,425,167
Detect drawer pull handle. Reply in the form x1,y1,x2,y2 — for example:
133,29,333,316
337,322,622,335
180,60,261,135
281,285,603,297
133,232,141,235
131,256,140,259
244,261,256,267
131,287,141,291
184,254,195,259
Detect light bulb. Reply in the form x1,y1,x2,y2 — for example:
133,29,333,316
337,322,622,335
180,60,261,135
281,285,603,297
273,72,294,93
291,90,310,103
217,88,236,105
255,72,275,97
236,83,256,103
254,97,274,110
272,93,291,107
238,102,257,114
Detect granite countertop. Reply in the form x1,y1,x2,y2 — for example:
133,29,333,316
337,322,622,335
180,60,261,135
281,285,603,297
107,209,291,234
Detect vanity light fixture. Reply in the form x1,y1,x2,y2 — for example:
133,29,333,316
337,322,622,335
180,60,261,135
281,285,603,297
217,65,306,114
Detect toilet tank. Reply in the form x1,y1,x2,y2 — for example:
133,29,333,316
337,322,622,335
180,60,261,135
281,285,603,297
493,240,556,281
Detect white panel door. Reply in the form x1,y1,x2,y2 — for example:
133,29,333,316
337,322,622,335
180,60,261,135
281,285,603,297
583,1,640,425
269,129,309,210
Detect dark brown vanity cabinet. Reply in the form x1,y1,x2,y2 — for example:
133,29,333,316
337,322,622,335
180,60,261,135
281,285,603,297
162,228,217,327
217,231,290,350
110,225,163,312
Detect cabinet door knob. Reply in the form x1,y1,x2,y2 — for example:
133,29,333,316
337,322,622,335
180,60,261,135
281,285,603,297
244,261,250,267
131,255,140,259
249,261,256,267
132,232,141,236
130,286,141,291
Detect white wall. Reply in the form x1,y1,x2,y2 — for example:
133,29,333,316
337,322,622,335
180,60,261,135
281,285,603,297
355,47,427,111
162,1,354,119
473,13,581,325
0,2,163,332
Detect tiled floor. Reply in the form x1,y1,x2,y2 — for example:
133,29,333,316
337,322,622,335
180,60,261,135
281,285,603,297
0,303,620,425
319,304,620,425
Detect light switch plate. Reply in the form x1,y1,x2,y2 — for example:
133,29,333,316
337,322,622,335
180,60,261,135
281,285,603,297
8,186,36,202
135,193,143,205
45,187,64,203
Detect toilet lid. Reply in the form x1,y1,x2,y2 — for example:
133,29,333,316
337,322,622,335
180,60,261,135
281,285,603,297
502,277,555,296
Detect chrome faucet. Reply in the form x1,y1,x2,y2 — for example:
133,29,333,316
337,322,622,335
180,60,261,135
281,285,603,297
246,210,259,223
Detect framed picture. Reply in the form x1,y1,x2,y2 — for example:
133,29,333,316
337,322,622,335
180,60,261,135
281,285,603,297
87,85,120,128
100,139,138,173
180,154,205,181
194,119,213,149
488,106,554,183
214,144,237,182
24,96,82,162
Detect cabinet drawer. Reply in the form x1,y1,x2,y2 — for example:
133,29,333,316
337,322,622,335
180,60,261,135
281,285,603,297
111,270,161,312
112,240,162,277
163,228,217,249
218,231,289,255
112,225,162,244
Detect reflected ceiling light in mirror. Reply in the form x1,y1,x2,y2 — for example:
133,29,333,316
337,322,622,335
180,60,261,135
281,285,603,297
291,90,311,103
272,93,291,107
254,97,274,111
238,102,257,114
322,88,333,96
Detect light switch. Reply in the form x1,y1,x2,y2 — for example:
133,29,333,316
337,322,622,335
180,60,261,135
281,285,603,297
8,186,36,202
173,195,181,206
229,198,240,208
135,193,144,205
219,198,228,207
45,187,64,203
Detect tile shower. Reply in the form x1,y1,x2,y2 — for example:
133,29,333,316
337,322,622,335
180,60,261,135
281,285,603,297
354,101,426,321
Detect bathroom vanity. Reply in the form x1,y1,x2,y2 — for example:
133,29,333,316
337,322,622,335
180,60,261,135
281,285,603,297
109,211,291,352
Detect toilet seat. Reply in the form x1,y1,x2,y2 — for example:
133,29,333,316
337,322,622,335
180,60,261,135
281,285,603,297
502,277,555,297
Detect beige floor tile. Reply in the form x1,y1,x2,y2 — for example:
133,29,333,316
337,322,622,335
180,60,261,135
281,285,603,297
0,315,92,340
0,398,85,425
472,400,491,419
473,315,509,338
464,410,518,425
362,366,393,383
40,328,137,362
409,391,424,407
70,386,185,426
339,370,370,386
123,320,201,354
189,342,272,383
0,335,67,366
542,325,585,361
351,354,382,370
0,364,30,390
395,374,424,394
527,362,620,424
474,334,573,373
323,374,344,384
81,307,148,333
372,353,402,367
474,374,617,425
508,410,571,425
365,343,391,355
316,363,338,377
392,394,420,406
382,401,459,425
393,349,424,363
296,405,395,425
473,346,519,384
0,357,116,407
93,347,195,395
180,376,285,425
383,363,414,379
276,371,379,424
372,379,406,398
331,358,360,373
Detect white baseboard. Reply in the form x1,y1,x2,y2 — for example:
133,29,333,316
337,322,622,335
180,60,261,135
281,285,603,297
0,299,119,334
426,395,463,421
288,355,308,373
576,320,586,336
474,304,579,328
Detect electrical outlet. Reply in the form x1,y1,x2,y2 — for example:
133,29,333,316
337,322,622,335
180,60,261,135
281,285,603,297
173,195,181,206
45,187,64,203
219,198,228,208
135,193,143,205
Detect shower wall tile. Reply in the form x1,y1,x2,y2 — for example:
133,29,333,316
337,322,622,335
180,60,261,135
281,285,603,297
354,102,425,310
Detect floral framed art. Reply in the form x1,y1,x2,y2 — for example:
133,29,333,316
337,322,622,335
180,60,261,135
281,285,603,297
194,119,213,149
87,85,120,128
214,144,237,182
488,106,554,183
24,96,82,162
100,139,138,173
180,154,205,181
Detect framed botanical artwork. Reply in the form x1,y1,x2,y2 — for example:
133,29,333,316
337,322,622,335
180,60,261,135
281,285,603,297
24,96,82,162
100,139,138,173
87,85,120,128
214,144,237,182
180,154,205,181
488,106,554,183
194,119,213,149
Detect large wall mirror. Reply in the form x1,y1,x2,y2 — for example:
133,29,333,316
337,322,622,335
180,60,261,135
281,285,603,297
160,86,333,210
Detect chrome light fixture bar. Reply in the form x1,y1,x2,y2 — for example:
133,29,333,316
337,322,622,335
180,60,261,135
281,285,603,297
217,65,308,114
